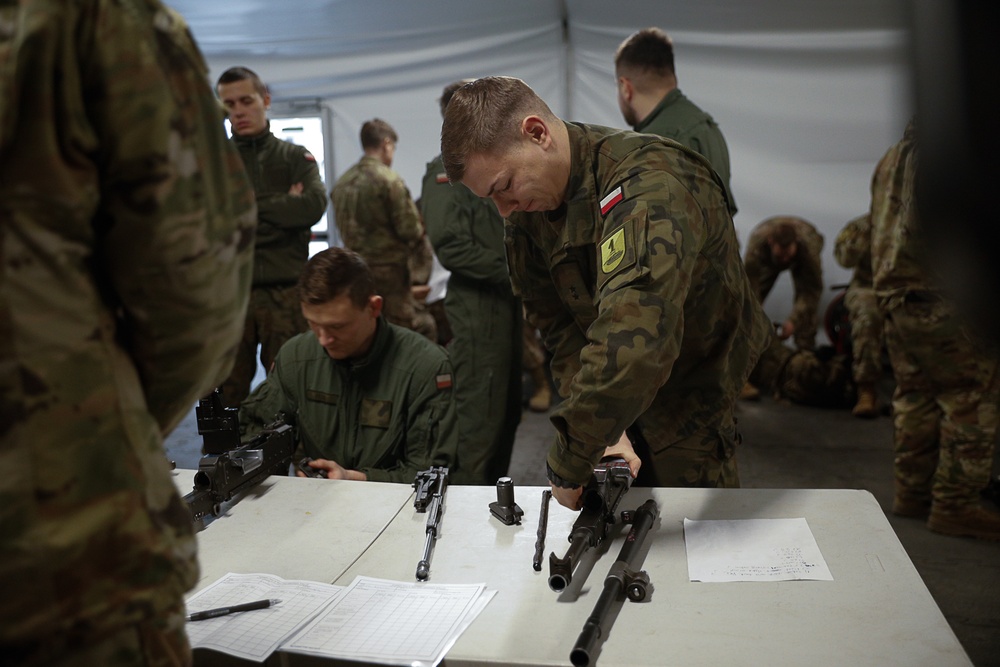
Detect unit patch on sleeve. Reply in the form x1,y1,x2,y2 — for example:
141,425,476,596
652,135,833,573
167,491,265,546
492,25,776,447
598,216,638,289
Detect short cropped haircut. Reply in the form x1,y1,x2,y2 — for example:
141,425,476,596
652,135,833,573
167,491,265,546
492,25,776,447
439,79,474,117
298,247,376,309
216,66,268,97
614,27,676,79
440,76,557,182
768,221,798,247
360,119,398,150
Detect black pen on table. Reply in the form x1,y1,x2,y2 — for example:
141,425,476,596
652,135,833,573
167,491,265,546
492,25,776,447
186,598,281,622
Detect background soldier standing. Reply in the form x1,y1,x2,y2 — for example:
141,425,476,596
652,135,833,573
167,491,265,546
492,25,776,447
441,77,770,509
215,66,328,408
422,80,523,485
870,120,1000,539
0,1,255,663
834,213,884,418
331,119,429,338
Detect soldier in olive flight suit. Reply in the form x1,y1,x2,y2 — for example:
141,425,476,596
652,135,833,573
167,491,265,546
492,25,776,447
441,77,770,509
421,80,522,485
615,27,737,213
216,66,328,408
0,1,256,664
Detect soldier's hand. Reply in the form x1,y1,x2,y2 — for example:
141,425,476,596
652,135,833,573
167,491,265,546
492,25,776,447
298,457,367,481
778,319,794,340
288,182,304,196
603,432,641,478
551,483,584,510
411,284,431,302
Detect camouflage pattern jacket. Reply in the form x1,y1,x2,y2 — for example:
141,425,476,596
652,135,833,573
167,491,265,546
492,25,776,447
743,216,825,329
0,0,255,649
331,155,422,267
870,121,926,303
233,125,327,287
834,214,874,289
507,122,770,486
634,88,737,214
239,318,457,483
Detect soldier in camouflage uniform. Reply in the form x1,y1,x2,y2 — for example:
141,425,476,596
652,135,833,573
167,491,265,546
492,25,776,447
216,67,328,408
440,77,770,509
614,27,737,213
421,80,523,485
0,1,256,664
331,119,430,339
239,248,457,483
743,215,825,351
870,120,1000,540
834,213,884,418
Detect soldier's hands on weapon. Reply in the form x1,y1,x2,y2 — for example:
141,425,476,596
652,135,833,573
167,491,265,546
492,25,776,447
296,457,367,481
551,483,584,511
602,433,641,479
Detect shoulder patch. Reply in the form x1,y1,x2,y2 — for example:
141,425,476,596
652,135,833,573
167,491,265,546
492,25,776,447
435,373,453,390
598,216,638,289
303,151,316,162
435,172,449,184
600,185,624,216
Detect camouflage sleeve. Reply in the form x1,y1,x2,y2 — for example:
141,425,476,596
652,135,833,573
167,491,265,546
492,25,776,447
388,177,424,246
790,231,824,328
91,2,256,434
547,150,711,485
362,356,457,483
423,177,509,286
255,147,327,230
506,225,588,400
833,215,870,269
741,229,771,303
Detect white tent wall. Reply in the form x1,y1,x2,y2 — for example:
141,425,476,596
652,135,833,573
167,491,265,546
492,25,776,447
172,0,912,343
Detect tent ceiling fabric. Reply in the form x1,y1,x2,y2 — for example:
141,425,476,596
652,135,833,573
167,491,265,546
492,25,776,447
169,0,912,335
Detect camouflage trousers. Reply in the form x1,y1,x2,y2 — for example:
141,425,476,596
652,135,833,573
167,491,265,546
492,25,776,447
11,601,190,667
522,319,546,371
845,286,884,384
218,284,306,408
632,421,741,488
883,298,1000,510
370,263,425,338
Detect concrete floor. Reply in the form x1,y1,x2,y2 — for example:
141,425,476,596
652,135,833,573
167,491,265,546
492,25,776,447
165,385,1000,666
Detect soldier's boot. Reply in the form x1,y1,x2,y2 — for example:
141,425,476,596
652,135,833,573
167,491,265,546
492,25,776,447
739,382,760,401
851,383,878,419
892,495,931,519
927,503,1000,541
528,366,552,413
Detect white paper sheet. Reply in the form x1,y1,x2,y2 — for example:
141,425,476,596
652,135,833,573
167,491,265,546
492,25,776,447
684,517,834,582
185,572,343,661
283,575,495,667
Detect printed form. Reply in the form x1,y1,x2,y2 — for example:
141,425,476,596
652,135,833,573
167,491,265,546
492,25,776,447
283,575,496,667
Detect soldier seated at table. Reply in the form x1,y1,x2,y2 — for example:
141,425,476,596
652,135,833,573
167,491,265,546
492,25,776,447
239,247,458,482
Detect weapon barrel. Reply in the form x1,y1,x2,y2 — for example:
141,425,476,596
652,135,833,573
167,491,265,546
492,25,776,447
548,526,593,591
569,499,659,667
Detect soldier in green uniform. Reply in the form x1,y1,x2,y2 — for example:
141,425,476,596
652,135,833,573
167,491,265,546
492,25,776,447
440,77,770,509
239,248,457,483
0,1,256,664
834,213,884,418
869,120,1000,539
614,27,737,213
216,67,328,408
331,119,429,339
421,80,523,485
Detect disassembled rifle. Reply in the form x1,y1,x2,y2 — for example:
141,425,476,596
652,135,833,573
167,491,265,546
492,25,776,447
413,466,449,581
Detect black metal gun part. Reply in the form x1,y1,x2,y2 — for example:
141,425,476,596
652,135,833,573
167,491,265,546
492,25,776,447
570,498,660,667
184,390,296,522
548,457,633,592
413,466,449,581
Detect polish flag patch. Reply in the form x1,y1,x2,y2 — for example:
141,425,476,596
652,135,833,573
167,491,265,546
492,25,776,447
436,373,453,390
304,152,316,162
600,186,623,216
435,172,449,184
